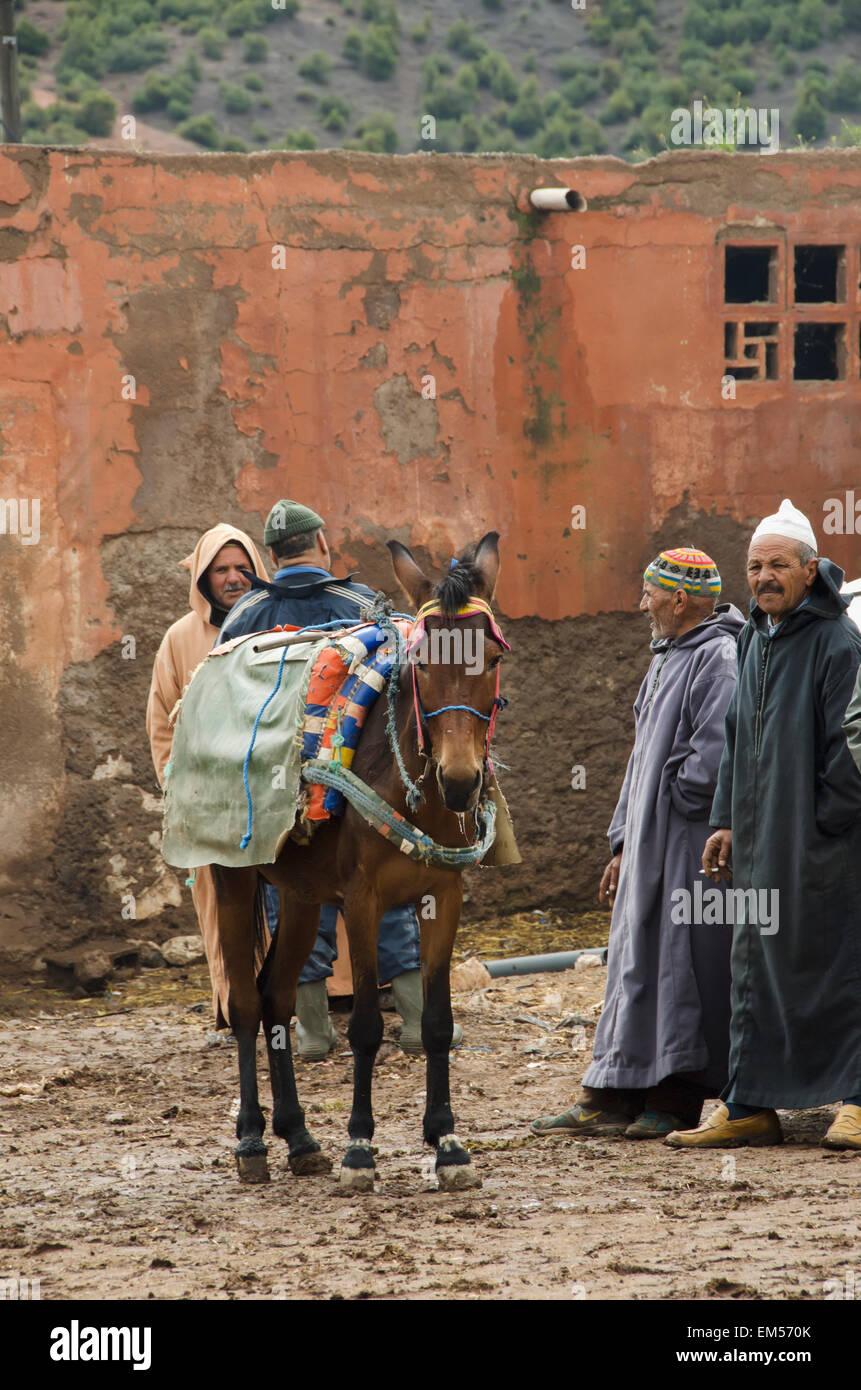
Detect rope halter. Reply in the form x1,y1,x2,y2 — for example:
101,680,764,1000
406,596,509,768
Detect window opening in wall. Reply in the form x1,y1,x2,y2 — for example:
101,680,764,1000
725,321,779,380
724,245,777,303
794,245,845,303
793,323,845,381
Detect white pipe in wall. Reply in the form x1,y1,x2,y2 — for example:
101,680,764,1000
528,188,588,212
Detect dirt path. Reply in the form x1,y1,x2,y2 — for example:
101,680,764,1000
0,962,857,1301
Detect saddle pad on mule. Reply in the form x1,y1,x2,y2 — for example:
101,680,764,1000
160,619,412,868
161,631,327,868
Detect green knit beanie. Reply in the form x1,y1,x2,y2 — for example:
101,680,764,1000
263,499,325,546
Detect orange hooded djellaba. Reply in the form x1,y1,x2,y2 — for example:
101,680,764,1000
146,523,269,1028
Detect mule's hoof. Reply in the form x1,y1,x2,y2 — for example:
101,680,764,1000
290,1148,333,1176
236,1153,270,1184
437,1163,482,1192
339,1164,376,1193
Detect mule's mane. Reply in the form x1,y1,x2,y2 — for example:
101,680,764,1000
433,550,483,616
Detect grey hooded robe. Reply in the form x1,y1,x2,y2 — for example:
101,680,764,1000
583,603,745,1093
712,559,861,1109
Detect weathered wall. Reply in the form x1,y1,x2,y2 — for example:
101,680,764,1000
1,146,860,965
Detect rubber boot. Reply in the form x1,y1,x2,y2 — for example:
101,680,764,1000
294,981,337,1062
391,969,463,1056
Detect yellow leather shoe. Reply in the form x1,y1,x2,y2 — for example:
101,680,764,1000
664,1103,783,1149
822,1104,861,1151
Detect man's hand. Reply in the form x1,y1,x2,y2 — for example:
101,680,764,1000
702,829,732,882
599,852,622,906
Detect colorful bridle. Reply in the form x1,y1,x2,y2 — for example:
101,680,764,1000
406,596,509,765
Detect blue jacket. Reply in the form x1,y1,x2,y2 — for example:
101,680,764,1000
218,564,377,642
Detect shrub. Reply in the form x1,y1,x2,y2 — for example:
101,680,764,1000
561,70,600,107
157,0,212,18
282,126,317,149
16,19,51,57
459,112,481,150
167,96,191,120
423,54,453,82
224,2,262,37
296,87,316,103
411,17,431,43
244,33,269,62
199,27,227,60
601,86,635,123
298,50,332,83
251,120,270,143
446,20,486,61
43,117,93,146
425,77,473,121
132,74,172,112
355,110,398,151
792,85,828,140
523,49,537,74
318,95,351,131
105,29,169,73
243,72,265,92
789,0,826,49
578,115,608,155
221,82,253,113
259,95,273,108
56,18,106,79
842,0,861,29
361,24,398,79
509,78,543,137
184,52,202,83
536,114,573,157
221,135,248,151
828,59,861,110
476,51,517,101
77,89,118,136
21,100,48,133
343,28,362,62
178,112,221,147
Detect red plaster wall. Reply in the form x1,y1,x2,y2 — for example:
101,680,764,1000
1,147,860,962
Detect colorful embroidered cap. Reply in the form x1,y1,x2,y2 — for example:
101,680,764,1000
643,547,721,597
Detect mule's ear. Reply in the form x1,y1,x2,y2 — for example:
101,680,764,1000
472,531,501,600
387,540,433,609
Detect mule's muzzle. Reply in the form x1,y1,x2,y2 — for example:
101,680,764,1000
437,768,482,813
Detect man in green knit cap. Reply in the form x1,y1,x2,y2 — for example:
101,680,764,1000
220,499,460,1060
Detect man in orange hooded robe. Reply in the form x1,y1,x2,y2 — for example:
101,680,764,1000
146,523,269,1027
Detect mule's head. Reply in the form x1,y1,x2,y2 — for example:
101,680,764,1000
388,532,506,813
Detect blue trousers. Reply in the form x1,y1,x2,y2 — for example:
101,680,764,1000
261,884,420,986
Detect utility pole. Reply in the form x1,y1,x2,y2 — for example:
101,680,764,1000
0,0,21,143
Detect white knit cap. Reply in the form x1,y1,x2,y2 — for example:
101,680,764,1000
750,498,817,552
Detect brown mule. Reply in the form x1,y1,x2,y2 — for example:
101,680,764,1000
212,533,508,1190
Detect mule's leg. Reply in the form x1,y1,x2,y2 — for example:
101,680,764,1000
340,889,383,1192
261,892,332,1176
209,866,270,1182
422,881,481,1191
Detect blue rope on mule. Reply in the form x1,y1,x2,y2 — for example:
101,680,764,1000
239,646,289,850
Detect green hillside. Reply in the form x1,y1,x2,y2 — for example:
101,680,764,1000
7,0,861,158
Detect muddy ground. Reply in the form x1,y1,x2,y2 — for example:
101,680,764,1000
0,950,858,1303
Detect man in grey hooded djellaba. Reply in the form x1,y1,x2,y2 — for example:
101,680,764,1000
667,501,861,1153
532,547,744,1140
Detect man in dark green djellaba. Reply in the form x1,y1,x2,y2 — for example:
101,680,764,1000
667,501,861,1153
